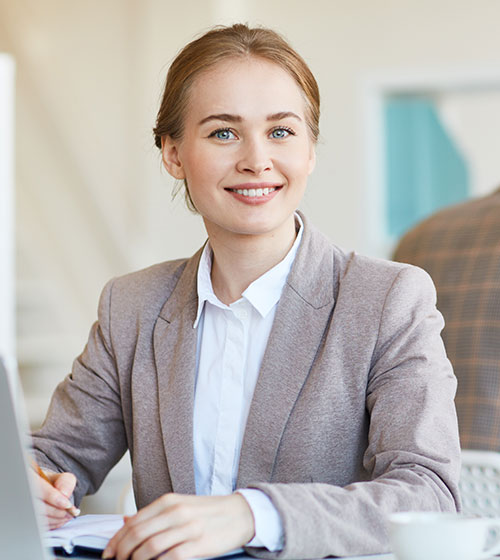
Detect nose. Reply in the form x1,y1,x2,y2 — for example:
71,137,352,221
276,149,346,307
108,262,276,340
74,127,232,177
236,138,273,175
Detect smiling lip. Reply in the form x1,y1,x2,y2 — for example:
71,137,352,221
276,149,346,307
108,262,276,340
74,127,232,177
225,183,282,200
225,183,282,204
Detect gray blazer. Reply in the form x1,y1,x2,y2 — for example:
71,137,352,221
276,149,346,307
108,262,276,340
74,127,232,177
33,214,461,559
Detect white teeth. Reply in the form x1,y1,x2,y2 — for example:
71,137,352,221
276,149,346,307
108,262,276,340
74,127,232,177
233,187,277,197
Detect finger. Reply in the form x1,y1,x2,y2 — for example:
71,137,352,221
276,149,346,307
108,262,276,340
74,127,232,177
46,514,73,530
43,501,72,520
37,476,74,511
104,516,131,555
104,494,185,557
113,518,197,560
103,516,134,559
42,501,73,530
104,499,193,560
104,514,171,560
158,540,200,560
53,472,77,499
132,527,195,560
49,472,80,516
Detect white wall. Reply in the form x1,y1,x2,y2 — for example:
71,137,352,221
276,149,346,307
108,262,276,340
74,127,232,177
0,0,499,413
438,91,500,197
2,0,500,511
0,53,15,376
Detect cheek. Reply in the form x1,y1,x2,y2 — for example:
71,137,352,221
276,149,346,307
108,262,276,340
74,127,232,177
182,147,230,185
181,153,208,186
282,146,315,179
182,155,227,208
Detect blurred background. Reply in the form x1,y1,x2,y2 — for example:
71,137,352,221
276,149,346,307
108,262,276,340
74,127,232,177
1,0,500,513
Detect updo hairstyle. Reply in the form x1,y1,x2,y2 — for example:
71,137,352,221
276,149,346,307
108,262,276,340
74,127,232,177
153,23,320,210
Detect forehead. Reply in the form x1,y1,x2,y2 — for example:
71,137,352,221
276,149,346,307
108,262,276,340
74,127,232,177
186,57,307,120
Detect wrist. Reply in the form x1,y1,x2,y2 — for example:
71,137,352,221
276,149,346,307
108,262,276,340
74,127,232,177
231,492,255,544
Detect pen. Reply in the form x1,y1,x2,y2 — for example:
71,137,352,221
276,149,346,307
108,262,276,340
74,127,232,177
31,459,80,518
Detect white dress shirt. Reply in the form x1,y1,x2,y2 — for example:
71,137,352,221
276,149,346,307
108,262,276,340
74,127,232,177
192,215,303,551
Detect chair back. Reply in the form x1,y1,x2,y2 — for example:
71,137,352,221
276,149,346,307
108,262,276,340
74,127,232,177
460,449,500,516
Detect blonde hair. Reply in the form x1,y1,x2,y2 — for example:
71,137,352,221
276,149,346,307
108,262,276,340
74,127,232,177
154,23,320,210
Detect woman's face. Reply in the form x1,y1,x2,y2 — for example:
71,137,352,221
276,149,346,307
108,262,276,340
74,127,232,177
162,56,316,241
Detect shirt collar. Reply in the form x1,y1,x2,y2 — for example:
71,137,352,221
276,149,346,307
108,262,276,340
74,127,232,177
194,213,304,327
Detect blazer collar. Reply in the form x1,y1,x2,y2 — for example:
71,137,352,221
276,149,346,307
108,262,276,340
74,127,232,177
153,215,338,492
285,211,336,309
237,211,337,487
154,247,201,495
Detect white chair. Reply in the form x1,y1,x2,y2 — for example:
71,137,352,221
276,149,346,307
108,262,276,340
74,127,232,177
460,450,500,516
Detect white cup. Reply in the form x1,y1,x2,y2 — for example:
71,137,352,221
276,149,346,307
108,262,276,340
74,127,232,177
388,512,500,560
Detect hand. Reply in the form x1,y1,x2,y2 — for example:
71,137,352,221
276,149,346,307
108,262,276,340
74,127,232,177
34,469,79,529
103,492,255,560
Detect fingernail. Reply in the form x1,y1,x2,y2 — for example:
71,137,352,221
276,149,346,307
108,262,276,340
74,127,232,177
68,506,80,517
56,496,73,509
102,547,112,559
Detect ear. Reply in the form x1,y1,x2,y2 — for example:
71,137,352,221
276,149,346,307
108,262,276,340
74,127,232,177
161,136,186,180
307,144,317,175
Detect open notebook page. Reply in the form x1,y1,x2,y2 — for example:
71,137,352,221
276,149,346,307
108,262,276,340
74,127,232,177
44,514,124,554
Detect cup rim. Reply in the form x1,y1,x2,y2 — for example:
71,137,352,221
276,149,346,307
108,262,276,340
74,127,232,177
388,512,489,525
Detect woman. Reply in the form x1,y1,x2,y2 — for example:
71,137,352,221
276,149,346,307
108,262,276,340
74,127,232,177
33,24,461,560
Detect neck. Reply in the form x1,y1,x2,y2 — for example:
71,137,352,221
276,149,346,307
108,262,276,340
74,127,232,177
206,216,298,305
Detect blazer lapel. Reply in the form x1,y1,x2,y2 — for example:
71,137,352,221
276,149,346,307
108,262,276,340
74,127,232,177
154,250,201,495
237,215,337,487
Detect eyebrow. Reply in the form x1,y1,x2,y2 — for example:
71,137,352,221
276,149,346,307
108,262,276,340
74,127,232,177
198,111,302,126
267,111,302,122
198,114,242,125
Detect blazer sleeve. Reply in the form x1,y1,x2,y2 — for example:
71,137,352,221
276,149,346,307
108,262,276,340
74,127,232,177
246,266,461,559
32,278,127,506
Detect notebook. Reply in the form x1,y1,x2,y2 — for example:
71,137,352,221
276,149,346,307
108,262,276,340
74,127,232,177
0,356,113,559
43,513,124,554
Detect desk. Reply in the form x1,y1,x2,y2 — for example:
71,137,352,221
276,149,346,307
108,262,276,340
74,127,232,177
342,556,393,560
51,553,395,560
53,551,103,560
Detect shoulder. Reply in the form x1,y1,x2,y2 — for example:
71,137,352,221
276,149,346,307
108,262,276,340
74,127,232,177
294,215,434,310
97,252,200,323
108,258,189,301
339,255,442,374
345,251,432,286
341,252,436,311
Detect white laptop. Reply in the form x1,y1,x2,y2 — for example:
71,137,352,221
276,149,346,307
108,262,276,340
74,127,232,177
0,357,94,559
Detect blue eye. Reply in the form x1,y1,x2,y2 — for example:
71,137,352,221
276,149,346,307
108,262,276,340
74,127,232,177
210,128,236,140
270,127,293,139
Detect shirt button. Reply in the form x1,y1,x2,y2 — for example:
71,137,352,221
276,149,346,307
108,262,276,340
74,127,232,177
235,308,248,320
